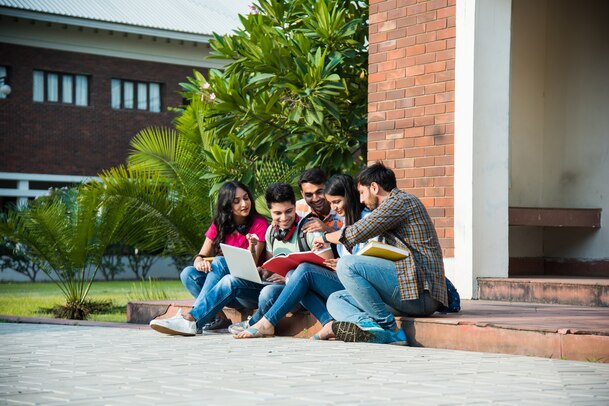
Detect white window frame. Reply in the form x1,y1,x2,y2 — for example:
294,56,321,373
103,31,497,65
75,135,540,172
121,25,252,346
111,78,162,113
32,69,89,106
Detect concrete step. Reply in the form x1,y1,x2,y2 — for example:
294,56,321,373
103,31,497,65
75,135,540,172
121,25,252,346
127,300,321,338
478,276,609,307
128,298,609,363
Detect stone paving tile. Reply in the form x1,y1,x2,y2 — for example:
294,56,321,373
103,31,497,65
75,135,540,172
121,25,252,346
0,323,608,405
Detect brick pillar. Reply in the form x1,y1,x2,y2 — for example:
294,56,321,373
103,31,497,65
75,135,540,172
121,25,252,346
368,0,455,257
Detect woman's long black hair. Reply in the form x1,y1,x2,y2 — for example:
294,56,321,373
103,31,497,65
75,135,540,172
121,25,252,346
324,174,363,226
212,180,258,255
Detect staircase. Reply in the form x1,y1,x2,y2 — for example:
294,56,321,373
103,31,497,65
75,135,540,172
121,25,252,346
129,276,609,363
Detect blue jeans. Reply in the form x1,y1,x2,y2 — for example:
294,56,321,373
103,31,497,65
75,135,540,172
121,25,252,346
188,274,283,329
327,255,440,330
263,263,343,326
180,256,243,309
248,284,286,325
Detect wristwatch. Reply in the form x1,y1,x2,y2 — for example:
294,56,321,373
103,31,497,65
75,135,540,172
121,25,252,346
322,232,330,243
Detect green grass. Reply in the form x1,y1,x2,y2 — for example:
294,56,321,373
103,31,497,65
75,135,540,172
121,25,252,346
0,280,191,322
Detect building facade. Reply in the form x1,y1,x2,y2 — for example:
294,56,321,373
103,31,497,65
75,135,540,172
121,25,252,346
369,0,609,297
0,0,250,208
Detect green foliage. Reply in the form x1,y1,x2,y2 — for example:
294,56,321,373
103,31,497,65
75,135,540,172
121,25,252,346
0,280,189,322
253,160,302,218
49,299,114,320
128,278,170,301
0,187,129,319
93,165,209,256
100,0,368,251
193,0,369,174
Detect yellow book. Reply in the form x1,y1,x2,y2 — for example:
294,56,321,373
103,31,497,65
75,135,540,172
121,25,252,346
356,241,409,261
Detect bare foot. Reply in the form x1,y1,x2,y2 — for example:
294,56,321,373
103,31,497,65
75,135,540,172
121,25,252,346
315,321,336,340
234,317,275,338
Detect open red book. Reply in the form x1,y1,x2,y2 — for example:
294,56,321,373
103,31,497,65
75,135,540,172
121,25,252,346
262,251,330,277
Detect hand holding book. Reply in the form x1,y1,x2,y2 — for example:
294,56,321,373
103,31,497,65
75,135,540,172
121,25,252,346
356,241,409,261
262,251,330,277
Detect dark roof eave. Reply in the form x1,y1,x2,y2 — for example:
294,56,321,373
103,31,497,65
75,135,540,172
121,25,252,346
0,7,214,43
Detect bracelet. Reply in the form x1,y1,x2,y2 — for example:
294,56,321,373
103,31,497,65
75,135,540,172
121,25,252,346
322,232,329,244
194,254,206,260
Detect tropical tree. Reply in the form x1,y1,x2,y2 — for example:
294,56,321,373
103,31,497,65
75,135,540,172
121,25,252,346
0,186,130,319
94,0,369,256
187,0,369,174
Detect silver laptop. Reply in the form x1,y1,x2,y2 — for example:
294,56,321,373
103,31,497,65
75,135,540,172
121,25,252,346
220,243,265,284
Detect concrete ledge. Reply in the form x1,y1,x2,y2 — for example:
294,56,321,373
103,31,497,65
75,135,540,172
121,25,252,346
403,317,609,362
132,300,322,338
403,300,609,361
478,277,609,306
0,315,149,329
509,207,601,227
128,298,609,362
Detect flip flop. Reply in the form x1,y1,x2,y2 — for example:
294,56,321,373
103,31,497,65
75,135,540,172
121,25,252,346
233,327,273,339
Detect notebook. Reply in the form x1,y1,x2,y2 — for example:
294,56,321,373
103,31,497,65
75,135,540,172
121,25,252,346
356,240,409,261
220,243,265,284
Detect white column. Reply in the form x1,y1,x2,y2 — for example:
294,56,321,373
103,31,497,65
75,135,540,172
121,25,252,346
454,0,512,298
17,180,29,207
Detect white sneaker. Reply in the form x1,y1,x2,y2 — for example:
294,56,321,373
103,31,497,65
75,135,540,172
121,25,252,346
149,308,196,336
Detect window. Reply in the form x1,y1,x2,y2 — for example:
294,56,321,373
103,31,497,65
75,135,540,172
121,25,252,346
111,79,161,112
32,70,89,106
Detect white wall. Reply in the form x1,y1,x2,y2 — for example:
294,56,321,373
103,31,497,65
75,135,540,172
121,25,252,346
509,0,609,260
455,0,512,298
0,257,180,283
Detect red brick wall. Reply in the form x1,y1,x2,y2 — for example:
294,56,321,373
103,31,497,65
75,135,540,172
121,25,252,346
0,43,205,176
368,0,455,257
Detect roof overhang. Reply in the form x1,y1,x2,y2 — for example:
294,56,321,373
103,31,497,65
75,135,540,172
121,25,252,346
0,7,214,43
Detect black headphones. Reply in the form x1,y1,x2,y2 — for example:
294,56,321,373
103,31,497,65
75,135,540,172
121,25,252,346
272,215,300,242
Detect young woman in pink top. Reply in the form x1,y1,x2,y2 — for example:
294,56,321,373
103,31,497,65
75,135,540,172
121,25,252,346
180,181,268,331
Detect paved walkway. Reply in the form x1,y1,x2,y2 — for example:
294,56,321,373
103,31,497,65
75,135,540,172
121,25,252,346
1,323,609,405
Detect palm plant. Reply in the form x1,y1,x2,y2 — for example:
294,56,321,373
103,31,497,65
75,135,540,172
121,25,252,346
0,186,129,319
93,165,210,257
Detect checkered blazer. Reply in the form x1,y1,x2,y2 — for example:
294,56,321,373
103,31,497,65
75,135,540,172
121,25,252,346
340,188,448,305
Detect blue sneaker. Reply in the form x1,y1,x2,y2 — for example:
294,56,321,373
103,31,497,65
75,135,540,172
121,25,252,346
332,321,386,344
385,328,408,345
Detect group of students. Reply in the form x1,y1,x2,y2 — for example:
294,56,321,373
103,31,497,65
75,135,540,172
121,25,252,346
150,162,455,344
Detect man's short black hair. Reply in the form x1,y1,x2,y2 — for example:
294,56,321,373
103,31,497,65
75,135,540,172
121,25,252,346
298,168,327,189
357,161,397,191
265,183,296,208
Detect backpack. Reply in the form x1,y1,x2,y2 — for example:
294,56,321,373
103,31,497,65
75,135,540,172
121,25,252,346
437,278,461,313
298,214,340,257
270,217,310,253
